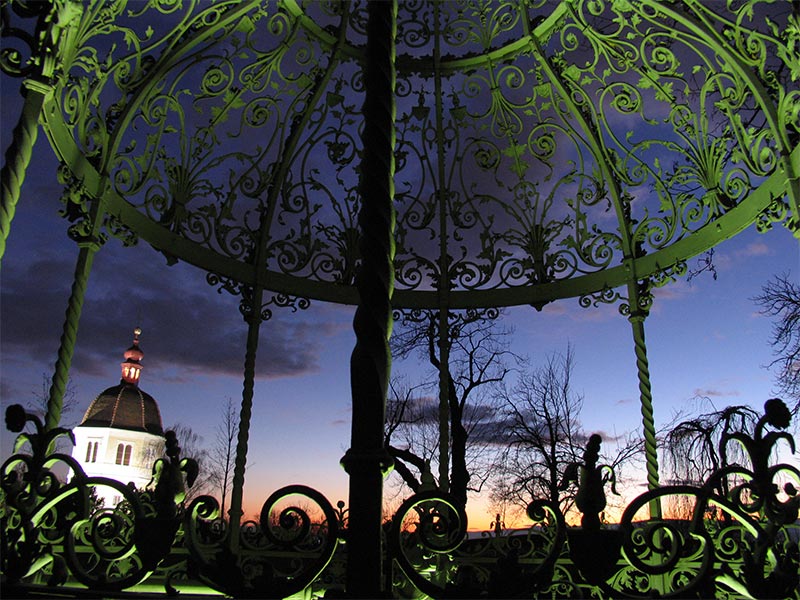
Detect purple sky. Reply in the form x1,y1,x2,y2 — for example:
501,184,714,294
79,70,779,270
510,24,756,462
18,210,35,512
2,76,798,529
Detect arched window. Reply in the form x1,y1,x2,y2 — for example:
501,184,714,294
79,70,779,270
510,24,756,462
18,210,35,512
86,441,99,463
115,443,133,466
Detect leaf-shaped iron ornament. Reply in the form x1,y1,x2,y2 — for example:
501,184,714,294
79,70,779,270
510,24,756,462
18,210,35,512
148,429,199,517
560,434,625,586
713,398,799,598
559,433,619,531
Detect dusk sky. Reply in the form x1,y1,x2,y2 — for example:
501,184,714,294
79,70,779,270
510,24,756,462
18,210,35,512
2,70,798,531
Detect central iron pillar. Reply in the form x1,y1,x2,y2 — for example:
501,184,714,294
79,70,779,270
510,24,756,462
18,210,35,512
340,0,397,597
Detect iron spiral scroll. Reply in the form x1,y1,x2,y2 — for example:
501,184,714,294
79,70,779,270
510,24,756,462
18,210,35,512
385,399,799,599
183,484,341,598
602,398,800,599
2,399,800,597
388,489,569,598
0,405,189,591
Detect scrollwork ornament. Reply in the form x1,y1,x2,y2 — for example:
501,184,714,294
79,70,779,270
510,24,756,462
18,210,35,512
1,405,192,593
392,307,427,326
579,286,622,310
755,195,790,233
205,275,305,324
267,293,311,313
463,306,499,323
56,164,106,248
57,163,89,222
388,490,468,598
206,271,241,300
650,260,688,289
619,279,653,318
239,288,312,323
2,407,78,526
0,0,82,79
103,213,138,247
393,308,501,349
612,486,716,598
183,485,339,598
605,398,799,599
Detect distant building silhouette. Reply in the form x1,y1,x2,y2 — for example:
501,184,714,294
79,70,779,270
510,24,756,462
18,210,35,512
71,328,164,505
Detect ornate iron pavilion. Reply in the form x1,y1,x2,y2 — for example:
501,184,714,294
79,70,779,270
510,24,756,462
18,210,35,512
1,0,799,597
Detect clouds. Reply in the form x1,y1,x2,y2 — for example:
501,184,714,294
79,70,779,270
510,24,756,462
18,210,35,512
1,257,77,366
735,242,770,258
1,230,339,386
691,388,741,399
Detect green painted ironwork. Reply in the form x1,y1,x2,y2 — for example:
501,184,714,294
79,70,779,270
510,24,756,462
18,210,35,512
2,0,799,597
226,297,261,555
1,407,198,591
43,165,108,434
0,0,82,260
2,393,799,595
1,0,793,306
0,79,50,262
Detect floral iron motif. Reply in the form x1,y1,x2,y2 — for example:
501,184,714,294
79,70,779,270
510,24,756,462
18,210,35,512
1,405,194,593
711,398,799,599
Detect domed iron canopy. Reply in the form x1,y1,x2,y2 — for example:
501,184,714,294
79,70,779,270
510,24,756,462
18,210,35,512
1,0,799,597
14,0,798,311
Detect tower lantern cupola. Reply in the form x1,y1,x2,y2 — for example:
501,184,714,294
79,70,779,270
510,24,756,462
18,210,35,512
120,327,144,385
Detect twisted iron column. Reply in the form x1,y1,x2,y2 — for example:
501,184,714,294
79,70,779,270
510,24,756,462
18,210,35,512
628,309,662,519
227,290,263,554
44,242,99,432
340,0,397,595
0,79,51,263
45,174,106,434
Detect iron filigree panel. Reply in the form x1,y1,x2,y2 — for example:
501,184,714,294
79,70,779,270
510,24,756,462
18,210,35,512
2,0,796,307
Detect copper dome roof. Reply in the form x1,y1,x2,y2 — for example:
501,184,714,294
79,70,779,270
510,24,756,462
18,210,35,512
79,382,164,435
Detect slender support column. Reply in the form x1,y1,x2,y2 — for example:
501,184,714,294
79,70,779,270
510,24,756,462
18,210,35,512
45,176,106,433
340,0,397,595
1,79,52,263
432,0,450,496
437,310,450,493
227,291,262,553
628,309,662,519
45,241,98,431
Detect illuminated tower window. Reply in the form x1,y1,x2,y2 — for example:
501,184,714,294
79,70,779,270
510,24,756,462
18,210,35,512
120,328,144,386
115,443,133,466
85,441,99,463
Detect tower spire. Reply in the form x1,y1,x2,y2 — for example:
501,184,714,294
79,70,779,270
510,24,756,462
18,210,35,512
120,327,144,385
